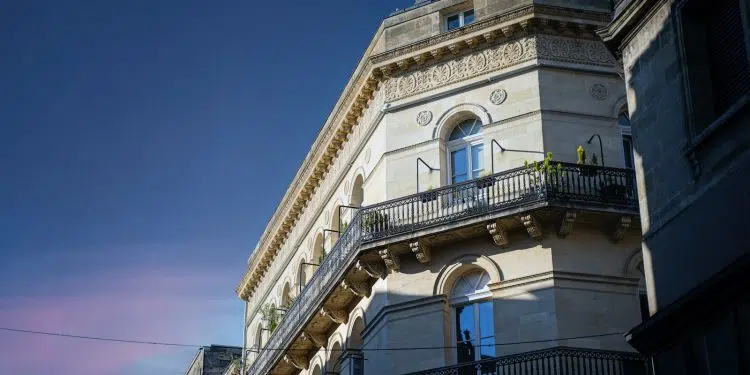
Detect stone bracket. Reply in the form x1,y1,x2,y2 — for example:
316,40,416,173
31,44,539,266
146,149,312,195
557,211,577,238
320,306,348,324
520,214,543,239
342,278,371,298
409,240,431,263
284,350,309,370
301,330,327,348
610,216,632,242
356,259,386,279
379,248,400,273
487,220,509,247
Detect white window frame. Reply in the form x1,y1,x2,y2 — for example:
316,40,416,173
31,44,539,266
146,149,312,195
447,134,484,185
619,110,634,169
445,9,475,31
450,271,494,364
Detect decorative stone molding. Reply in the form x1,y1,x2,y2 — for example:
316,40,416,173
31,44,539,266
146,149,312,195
410,240,431,263
416,110,433,126
301,330,327,348
384,34,614,102
320,306,348,324
557,211,577,238
611,216,632,242
341,279,371,298
379,248,400,273
284,351,309,370
486,221,509,247
520,214,543,239
489,89,508,105
590,83,609,101
356,259,386,279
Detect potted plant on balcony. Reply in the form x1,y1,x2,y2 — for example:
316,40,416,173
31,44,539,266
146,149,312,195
576,145,599,177
362,211,389,232
260,303,281,333
420,185,438,203
523,152,563,198
474,171,495,189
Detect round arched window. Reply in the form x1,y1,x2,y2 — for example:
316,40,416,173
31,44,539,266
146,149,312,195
447,118,484,184
451,270,495,364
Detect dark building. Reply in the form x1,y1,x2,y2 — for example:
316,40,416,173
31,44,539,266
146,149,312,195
185,345,242,375
599,0,750,373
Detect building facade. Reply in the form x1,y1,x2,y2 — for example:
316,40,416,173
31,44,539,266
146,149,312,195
600,0,750,373
238,1,649,374
185,345,242,375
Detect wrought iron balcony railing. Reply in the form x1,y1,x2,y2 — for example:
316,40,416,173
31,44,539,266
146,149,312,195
247,162,638,375
402,346,649,375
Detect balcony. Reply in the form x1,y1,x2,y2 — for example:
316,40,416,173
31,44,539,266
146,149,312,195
402,346,649,375
248,162,639,375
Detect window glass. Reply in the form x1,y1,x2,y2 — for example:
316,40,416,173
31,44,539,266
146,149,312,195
478,301,495,359
471,144,484,179
463,9,475,25
623,137,634,169
455,304,476,363
618,113,631,127
447,14,460,30
451,149,468,183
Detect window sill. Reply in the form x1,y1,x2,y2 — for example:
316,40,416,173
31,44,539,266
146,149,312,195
684,94,750,156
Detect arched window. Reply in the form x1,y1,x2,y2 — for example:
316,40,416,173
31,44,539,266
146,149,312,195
451,270,495,365
447,118,484,184
619,108,634,169
281,282,293,309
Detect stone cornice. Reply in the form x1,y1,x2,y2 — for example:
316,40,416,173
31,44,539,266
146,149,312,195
597,0,670,57
237,6,618,302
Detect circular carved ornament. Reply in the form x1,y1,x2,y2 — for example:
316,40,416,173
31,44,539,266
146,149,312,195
364,148,372,163
416,110,433,126
590,84,608,101
489,89,508,105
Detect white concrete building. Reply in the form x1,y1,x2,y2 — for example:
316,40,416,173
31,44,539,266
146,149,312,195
237,1,647,374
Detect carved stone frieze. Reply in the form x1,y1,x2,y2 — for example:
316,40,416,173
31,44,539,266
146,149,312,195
611,216,632,242
284,351,309,370
383,34,614,102
379,248,400,273
557,211,577,238
301,330,327,348
341,278,371,298
487,221,509,247
520,214,543,239
409,240,431,264
356,259,386,279
320,306,348,324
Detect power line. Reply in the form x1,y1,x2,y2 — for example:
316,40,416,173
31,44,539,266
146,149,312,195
0,327,200,348
1,326,624,352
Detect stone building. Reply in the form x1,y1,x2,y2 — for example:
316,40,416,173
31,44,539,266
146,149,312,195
599,0,750,373
185,345,242,375
237,1,648,374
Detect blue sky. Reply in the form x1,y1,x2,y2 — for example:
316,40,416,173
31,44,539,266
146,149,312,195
0,1,408,373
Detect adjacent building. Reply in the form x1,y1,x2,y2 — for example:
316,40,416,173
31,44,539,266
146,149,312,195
237,1,649,374
185,345,242,375
600,0,750,373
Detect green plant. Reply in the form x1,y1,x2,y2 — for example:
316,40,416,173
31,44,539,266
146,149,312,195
260,303,281,333
318,248,327,264
523,152,563,184
362,211,389,231
339,220,349,233
576,145,598,166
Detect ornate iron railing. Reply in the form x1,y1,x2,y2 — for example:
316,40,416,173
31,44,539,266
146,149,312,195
402,347,649,375
247,162,637,375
